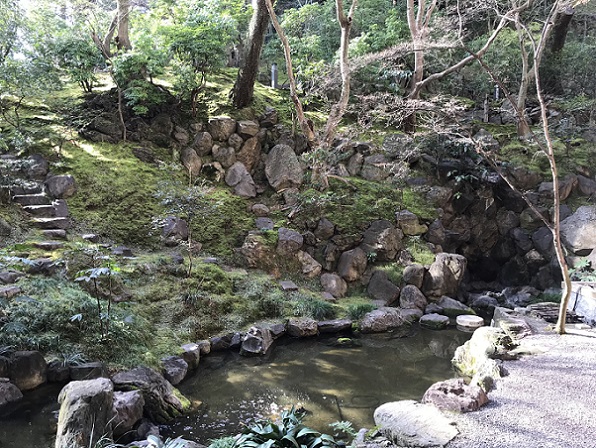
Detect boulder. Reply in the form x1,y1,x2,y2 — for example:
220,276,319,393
161,356,188,386
577,175,596,197
180,144,204,176
419,313,450,330
287,318,318,337
296,251,322,278
320,273,348,298
510,227,533,253
277,227,304,255
45,175,77,199
112,366,188,423
255,217,274,230
402,264,425,289
361,220,402,261
560,206,596,254
360,154,390,181
425,220,446,246
314,218,335,241
367,270,400,305
399,285,427,312
228,133,244,151
496,208,521,236
237,120,260,139
112,390,145,437
191,132,213,156
55,378,114,448
422,253,467,299
318,319,352,334
236,137,261,173
265,144,303,190
47,360,70,383
532,226,553,256
240,326,274,356
9,351,47,391
251,204,270,217
225,162,257,198
240,232,274,268
0,270,24,284
422,378,488,413
373,400,458,448
259,107,278,128
347,152,364,176
0,377,23,411
434,296,475,317
208,116,237,141
69,362,108,381
337,247,368,282
162,217,189,242
180,343,201,370
396,210,428,236
26,154,49,179
360,307,406,333
213,145,237,168
520,206,548,230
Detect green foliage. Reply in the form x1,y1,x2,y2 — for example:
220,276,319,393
329,421,358,440
346,303,376,320
234,275,287,320
234,407,338,448
209,437,237,448
570,258,596,282
292,294,336,320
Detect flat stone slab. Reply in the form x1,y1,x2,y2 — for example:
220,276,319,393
456,315,485,330
13,194,51,206
22,205,56,217
32,217,70,230
33,241,65,251
279,280,298,291
0,285,22,299
42,229,67,240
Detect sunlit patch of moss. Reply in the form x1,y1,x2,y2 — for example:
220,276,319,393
404,236,436,265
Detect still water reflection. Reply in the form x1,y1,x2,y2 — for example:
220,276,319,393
165,327,469,444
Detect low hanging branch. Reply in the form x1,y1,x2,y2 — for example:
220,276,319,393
322,0,357,146
264,0,317,147
466,0,572,334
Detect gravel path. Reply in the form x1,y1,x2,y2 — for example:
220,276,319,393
446,329,596,448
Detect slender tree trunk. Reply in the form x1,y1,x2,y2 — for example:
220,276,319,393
322,0,357,146
516,17,532,139
117,0,132,51
232,0,270,108
264,0,317,147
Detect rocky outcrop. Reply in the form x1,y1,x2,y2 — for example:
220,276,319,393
0,378,23,411
240,326,274,356
55,378,114,448
161,356,188,386
361,220,403,261
337,247,368,282
265,144,303,191
560,206,596,254
112,390,145,437
422,253,467,299
374,400,458,447
360,307,406,333
8,351,47,391
320,273,348,298
367,270,400,305
287,318,319,337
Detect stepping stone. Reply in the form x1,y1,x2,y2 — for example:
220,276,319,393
42,229,67,240
82,233,99,242
33,241,65,251
23,205,56,217
10,184,43,195
32,217,70,230
12,194,51,206
456,315,485,330
279,280,298,291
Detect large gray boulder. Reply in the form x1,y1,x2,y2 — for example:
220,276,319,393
225,162,257,198
8,350,47,391
403,264,425,289
191,132,213,156
396,210,428,236
287,318,318,337
560,206,596,254
361,220,403,261
399,285,428,312
296,251,322,278
45,175,77,199
422,378,488,413
112,390,145,437
208,116,237,141
320,273,348,298
240,326,274,356
0,377,23,411
237,120,260,139
337,247,368,282
112,367,187,423
367,270,400,305
422,253,467,299
277,227,304,255
265,144,303,191
161,356,188,386
434,296,475,317
419,313,450,330
360,307,406,333
374,400,458,447
55,378,114,448
181,147,203,177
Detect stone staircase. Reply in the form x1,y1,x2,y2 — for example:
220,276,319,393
1,153,75,247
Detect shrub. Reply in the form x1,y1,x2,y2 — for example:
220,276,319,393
346,303,376,320
292,295,336,320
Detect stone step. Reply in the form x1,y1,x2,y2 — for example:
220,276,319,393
33,241,65,251
23,205,56,217
32,217,70,230
10,183,44,196
53,199,69,217
42,229,67,240
12,194,51,206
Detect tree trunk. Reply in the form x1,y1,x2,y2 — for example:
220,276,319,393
516,17,532,139
322,0,357,146
232,0,270,109
264,0,317,147
117,0,132,51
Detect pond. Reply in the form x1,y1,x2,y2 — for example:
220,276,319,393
164,326,470,444
0,326,470,447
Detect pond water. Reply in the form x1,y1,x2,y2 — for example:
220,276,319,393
0,327,470,447
164,327,470,444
